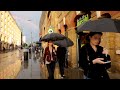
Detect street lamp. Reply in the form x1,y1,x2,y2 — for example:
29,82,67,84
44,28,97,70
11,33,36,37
27,20,33,53
27,19,33,78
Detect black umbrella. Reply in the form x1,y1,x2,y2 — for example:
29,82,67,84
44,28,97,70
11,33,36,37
41,33,66,42
77,18,120,34
53,37,74,47
36,41,41,44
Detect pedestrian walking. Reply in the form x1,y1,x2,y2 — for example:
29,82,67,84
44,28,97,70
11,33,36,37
79,32,111,79
57,46,66,78
43,41,57,79
3,47,5,52
65,48,69,68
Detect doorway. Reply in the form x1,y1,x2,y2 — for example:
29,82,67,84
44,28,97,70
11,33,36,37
77,32,89,67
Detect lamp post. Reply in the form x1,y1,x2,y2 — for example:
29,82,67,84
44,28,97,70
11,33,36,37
27,20,33,78
27,20,33,52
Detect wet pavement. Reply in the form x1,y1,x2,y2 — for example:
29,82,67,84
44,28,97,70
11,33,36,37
1,50,120,79
16,53,43,79
16,51,120,79
0,50,21,79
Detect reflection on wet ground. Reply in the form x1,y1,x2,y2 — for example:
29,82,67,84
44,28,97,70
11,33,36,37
16,52,120,79
16,53,43,79
40,63,84,79
1,50,120,79
0,50,21,79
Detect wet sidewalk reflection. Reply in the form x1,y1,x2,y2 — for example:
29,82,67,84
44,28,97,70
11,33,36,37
16,53,43,79
16,52,120,79
40,63,84,79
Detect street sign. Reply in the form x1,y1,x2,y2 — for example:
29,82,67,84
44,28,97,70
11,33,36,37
77,14,89,27
48,29,54,34
48,26,54,34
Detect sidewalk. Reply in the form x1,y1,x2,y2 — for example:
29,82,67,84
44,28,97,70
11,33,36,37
0,49,14,54
0,50,22,79
40,63,120,79
40,63,84,79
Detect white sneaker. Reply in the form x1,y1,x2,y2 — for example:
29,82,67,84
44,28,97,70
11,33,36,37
63,75,65,77
61,77,64,79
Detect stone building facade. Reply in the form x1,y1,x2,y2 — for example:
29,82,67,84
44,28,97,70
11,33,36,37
40,11,77,68
40,11,120,73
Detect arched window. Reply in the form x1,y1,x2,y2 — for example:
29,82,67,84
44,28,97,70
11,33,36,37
58,29,61,34
48,11,51,18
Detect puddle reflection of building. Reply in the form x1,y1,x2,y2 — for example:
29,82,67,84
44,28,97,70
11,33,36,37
33,53,40,63
24,60,29,69
29,53,31,59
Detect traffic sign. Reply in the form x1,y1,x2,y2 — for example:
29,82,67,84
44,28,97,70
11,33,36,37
48,26,54,34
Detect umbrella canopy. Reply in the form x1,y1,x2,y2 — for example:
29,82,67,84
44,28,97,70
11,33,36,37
77,18,120,34
36,41,41,44
41,33,66,42
53,37,74,47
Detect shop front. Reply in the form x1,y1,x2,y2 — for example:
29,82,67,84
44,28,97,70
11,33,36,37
75,11,91,67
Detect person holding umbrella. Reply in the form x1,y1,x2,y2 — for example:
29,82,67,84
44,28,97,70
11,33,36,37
54,37,74,79
43,40,57,79
57,46,67,78
41,32,66,79
79,32,111,79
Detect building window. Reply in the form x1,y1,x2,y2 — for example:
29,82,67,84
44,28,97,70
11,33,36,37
43,27,45,31
96,11,101,18
5,25,6,28
99,13,111,19
76,11,81,15
58,23,60,29
48,11,51,17
58,29,61,34
5,18,6,22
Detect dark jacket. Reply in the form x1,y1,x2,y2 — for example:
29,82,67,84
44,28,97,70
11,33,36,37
43,46,57,64
57,47,66,60
79,43,111,79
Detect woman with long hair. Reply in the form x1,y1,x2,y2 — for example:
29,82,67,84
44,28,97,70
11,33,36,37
79,32,111,79
43,41,57,79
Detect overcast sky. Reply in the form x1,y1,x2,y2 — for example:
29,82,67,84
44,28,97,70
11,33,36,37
10,11,42,44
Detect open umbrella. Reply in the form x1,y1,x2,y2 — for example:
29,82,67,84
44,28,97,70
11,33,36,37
53,37,74,47
36,41,41,44
77,18,120,34
41,33,66,42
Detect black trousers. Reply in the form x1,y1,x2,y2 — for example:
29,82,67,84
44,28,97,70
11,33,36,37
46,61,55,79
58,58,65,77
85,70,110,79
65,58,68,68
